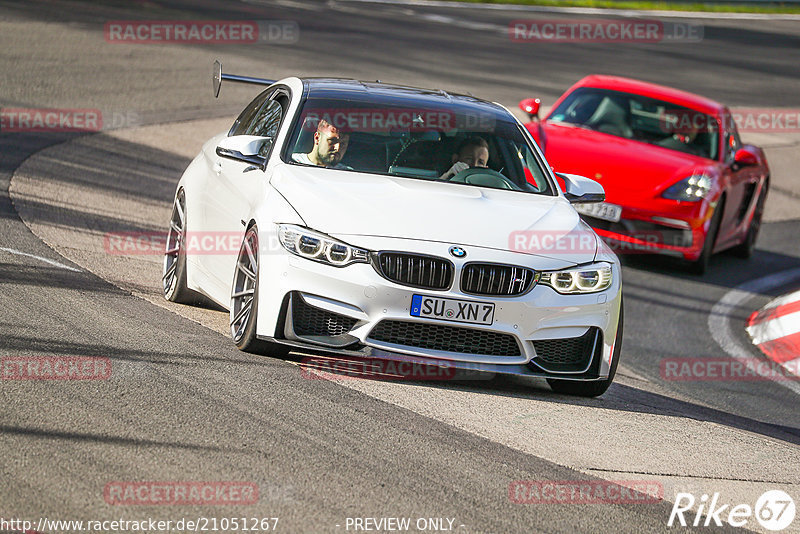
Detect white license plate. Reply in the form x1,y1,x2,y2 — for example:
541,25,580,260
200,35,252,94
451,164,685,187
410,295,495,326
574,202,622,223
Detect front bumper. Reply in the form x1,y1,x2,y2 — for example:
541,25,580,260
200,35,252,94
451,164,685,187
581,200,712,261
256,233,622,381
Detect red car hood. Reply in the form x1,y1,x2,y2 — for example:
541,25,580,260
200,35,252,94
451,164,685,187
539,122,714,201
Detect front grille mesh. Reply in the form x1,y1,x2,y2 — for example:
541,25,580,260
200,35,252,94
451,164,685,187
292,295,357,337
461,263,536,296
368,320,521,356
374,253,453,290
532,328,599,370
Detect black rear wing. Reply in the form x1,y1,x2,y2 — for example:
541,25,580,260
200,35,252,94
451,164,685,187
213,60,275,98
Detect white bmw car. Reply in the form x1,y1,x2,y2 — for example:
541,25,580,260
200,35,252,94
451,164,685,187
162,63,623,397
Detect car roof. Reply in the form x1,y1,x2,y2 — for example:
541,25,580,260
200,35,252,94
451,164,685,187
300,78,511,118
574,74,724,115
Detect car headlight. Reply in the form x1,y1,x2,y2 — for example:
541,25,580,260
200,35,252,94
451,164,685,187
278,224,369,267
662,174,712,202
539,262,613,294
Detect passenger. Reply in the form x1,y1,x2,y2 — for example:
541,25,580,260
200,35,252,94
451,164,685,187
293,119,351,169
439,136,489,179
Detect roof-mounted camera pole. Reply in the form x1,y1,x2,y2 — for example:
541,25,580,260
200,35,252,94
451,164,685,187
213,60,276,98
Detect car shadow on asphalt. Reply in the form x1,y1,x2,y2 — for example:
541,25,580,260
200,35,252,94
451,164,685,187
440,375,800,448
0,423,232,453
0,333,279,369
296,357,800,449
0,261,119,291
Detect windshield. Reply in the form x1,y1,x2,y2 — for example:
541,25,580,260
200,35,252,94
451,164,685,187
548,87,719,160
283,98,555,195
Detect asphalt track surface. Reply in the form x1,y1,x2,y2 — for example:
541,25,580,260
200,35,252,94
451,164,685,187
1,1,800,533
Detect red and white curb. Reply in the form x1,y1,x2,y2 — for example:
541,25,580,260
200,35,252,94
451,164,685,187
746,288,800,377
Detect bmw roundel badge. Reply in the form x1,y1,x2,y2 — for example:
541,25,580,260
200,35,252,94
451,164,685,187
449,246,467,258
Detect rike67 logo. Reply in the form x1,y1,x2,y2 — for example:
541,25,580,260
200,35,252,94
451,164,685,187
669,490,795,531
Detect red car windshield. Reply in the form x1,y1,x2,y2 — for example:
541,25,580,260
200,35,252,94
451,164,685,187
548,87,719,160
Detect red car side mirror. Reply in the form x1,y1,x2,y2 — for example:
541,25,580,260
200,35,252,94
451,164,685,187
733,147,758,167
519,98,541,121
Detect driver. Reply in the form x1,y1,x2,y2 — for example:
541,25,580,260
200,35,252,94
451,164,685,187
660,121,706,157
293,119,351,169
439,136,489,179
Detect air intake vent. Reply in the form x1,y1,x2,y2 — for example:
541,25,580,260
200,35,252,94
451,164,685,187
461,263,537,296
292,294,358,337
373,252,453,290
368,320,521,356
531,327,601,373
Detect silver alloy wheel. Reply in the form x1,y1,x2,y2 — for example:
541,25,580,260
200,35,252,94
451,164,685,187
163,190,186,298
231,226,258,342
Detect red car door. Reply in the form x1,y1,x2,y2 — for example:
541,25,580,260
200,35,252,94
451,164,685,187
715,111,759,249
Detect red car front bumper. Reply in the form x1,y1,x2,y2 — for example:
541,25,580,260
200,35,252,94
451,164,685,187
581,198,715,262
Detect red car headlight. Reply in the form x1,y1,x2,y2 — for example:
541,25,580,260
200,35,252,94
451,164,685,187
662,174,712,202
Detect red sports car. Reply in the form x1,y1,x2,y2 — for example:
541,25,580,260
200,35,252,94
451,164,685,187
519,75,769,273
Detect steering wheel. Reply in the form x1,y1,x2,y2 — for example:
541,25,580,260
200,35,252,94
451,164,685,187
449,167,522,191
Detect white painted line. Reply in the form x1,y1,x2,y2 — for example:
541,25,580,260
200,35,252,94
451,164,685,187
0,246,82,272
419,12,506,32
747,309,800,344
708,267,800,395
338,0,800,20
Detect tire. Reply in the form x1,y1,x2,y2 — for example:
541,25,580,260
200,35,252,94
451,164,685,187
547,300,623,398
688,196,724,275
163,190,203,304
230,225,289,357
230,225,265,352
731,180,768,259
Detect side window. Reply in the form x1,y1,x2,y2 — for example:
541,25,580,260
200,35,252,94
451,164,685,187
229,89,273,136
497,137,549,193
244,98,284,139
724,119,742,162
238,94,289,159
520,142,549,192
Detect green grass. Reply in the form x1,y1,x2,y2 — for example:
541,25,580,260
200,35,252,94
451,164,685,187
445,0,800,14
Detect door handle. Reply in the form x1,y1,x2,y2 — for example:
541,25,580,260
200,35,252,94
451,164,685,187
213,161,222,175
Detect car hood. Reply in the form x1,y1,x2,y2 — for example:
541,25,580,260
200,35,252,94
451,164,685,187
270,163,597,264
541,122,715,199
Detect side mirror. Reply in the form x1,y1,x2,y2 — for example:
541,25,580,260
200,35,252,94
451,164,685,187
216,135,273,168
519,98,541,121
557,172,606,204
733,146,758,167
